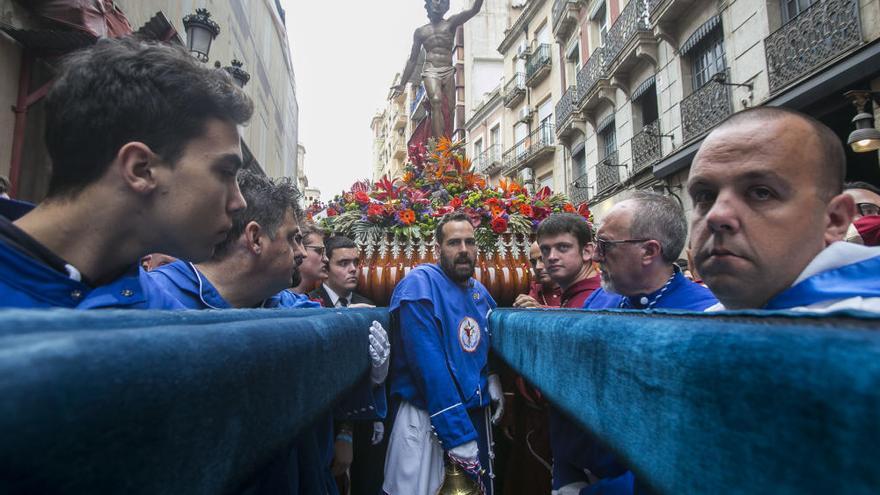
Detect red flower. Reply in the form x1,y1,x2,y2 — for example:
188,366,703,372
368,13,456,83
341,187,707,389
354,191,371,204
563,203,576,213
434,205,454,217
399,209,416,225
535,186,552,201
327,208,338,217
449,196,463,209
367,204,385,217
519,204,533,217
577,203,592,219
490,215,508,234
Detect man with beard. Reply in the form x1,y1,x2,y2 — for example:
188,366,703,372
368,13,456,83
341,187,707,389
383,212,502,495
514,242,562,308
688,107,880,312
547,192,716,495
537,214,601,309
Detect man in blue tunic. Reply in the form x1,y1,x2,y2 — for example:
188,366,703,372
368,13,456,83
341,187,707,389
687,107,880,313
549,192,717,495
384,212,503,495
0,38,252,309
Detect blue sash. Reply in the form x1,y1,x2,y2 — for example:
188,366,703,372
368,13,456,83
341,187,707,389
764,255,880,310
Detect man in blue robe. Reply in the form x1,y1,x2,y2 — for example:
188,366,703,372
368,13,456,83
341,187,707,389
0,38,252,310
148,170,388,495
550,192,717,495
687,107,880,313
383,212,503,495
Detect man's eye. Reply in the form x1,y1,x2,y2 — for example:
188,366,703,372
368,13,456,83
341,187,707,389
691,190,715,205
748,186,774,201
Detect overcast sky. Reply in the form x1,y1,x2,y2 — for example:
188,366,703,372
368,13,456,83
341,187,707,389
283,1,434,199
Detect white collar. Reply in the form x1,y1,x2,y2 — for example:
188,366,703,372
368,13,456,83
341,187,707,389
322,283,351,307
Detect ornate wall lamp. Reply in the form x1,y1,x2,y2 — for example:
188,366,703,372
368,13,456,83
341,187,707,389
224,60,251,88
844,90,880,153
182,8,220,63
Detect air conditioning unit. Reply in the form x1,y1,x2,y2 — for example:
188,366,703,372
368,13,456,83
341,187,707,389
516,39,530,59
518,106,533,122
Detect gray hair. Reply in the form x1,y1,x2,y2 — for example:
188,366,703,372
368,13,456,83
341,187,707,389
626,191,687,264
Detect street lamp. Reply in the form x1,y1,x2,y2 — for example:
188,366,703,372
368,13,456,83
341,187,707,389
182,8,220,63
845,90,880,153
224,60,251,88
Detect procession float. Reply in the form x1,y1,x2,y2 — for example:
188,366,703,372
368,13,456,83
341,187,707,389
310,137,592,307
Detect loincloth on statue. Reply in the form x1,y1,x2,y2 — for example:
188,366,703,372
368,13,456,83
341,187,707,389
421,66,456,84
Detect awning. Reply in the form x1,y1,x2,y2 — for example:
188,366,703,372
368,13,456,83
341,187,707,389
596,113,615,134
0,22,96,56
631,75,656,101
680,15,721,56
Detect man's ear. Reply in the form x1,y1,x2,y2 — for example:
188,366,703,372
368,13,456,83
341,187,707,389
116,142,159,195
642,240,663,265
581,242,594,263
825,193,856,245
244,221,263,255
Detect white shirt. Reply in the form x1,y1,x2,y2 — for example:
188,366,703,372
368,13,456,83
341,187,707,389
706,242,880,313
322,283,352,308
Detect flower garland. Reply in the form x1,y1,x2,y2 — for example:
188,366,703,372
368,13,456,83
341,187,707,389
312,137,593,252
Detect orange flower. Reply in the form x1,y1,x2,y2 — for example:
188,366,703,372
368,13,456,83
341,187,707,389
563,203,576,213
519,204,533,217
491,205,504,217
399,209,416,225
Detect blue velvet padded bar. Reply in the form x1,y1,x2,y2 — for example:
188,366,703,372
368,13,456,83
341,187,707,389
490,308,880,494
0,307,389,494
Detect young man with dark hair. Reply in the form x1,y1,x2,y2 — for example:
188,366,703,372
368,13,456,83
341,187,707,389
0,37,252,309
536,213,600,308
384,212,502,495
311,235,374,307
688,107,880,312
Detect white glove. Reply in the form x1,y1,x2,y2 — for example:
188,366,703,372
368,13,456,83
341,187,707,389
554,482,589,495
369,320,391,384
447,440,479,464
487,373,504,425
371,421,384,445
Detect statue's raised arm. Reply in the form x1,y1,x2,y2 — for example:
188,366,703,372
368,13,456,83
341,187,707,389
448,0,484,28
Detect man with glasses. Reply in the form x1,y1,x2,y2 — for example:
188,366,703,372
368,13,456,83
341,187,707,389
549,192,716,495
536,213,601,309
844,182,880,246
291,223,330,295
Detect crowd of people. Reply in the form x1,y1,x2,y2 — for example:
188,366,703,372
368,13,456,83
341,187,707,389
0,37,879,495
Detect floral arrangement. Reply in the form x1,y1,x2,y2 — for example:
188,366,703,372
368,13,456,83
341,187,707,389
313,137,592,253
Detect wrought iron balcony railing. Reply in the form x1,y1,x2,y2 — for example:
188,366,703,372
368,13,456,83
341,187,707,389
764,0,861,93
604,0,651,67
596,151,620,193
476,144,503,175
680,73,733,142
504,73,527,107
502,122,556,174
569,172,591,205
525,44,553,85
555,86,578,130
631,120,662,172
576,48,606,104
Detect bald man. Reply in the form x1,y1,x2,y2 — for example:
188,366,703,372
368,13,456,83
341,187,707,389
687,107,880,312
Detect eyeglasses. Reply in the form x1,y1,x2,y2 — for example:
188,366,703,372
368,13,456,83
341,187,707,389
304,245,325,256
856,202,880,217
595,238,651,257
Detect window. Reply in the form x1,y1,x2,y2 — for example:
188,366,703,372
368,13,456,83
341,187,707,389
590,2,608,47
537,99,554,146
573,147,586,177
599,122,616,161
781,0,817,23
539,174,554,190
690,27,726,90
514,122,528,158
490,125,500,147
474,138,483,157
633,81,659,129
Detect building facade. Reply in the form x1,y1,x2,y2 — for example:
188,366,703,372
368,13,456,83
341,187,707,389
0,0,299,202
371,74,410,182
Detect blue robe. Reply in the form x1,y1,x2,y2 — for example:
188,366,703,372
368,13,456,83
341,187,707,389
549,272,717,495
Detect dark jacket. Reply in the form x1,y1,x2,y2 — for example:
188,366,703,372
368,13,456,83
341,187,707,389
309,285,374,308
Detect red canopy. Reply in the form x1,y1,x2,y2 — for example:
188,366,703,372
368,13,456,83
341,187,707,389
18,0,132,38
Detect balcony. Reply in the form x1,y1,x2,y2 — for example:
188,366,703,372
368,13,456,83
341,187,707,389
603,0,656,77
576,48,608,111
631,120,662,173
525,44,552,87
391,132,406,160
552,0,583,41
502,122,556,175
476,144,503,175
555,85,578,134
569,172,591,205
410,84,427,120
503,73,527,108
393,108,407,130
680,73,732,142
764,0,861,94
596,151,621,193
649,0,701,26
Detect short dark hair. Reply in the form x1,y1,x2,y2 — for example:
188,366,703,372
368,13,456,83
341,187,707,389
844,181,880,196
536,213,593,248
0,176,9,195
213,169,301,259
434,212,473,244
325,235,357,261
44,37,253,198
627,191,687,264
715,107,846,199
